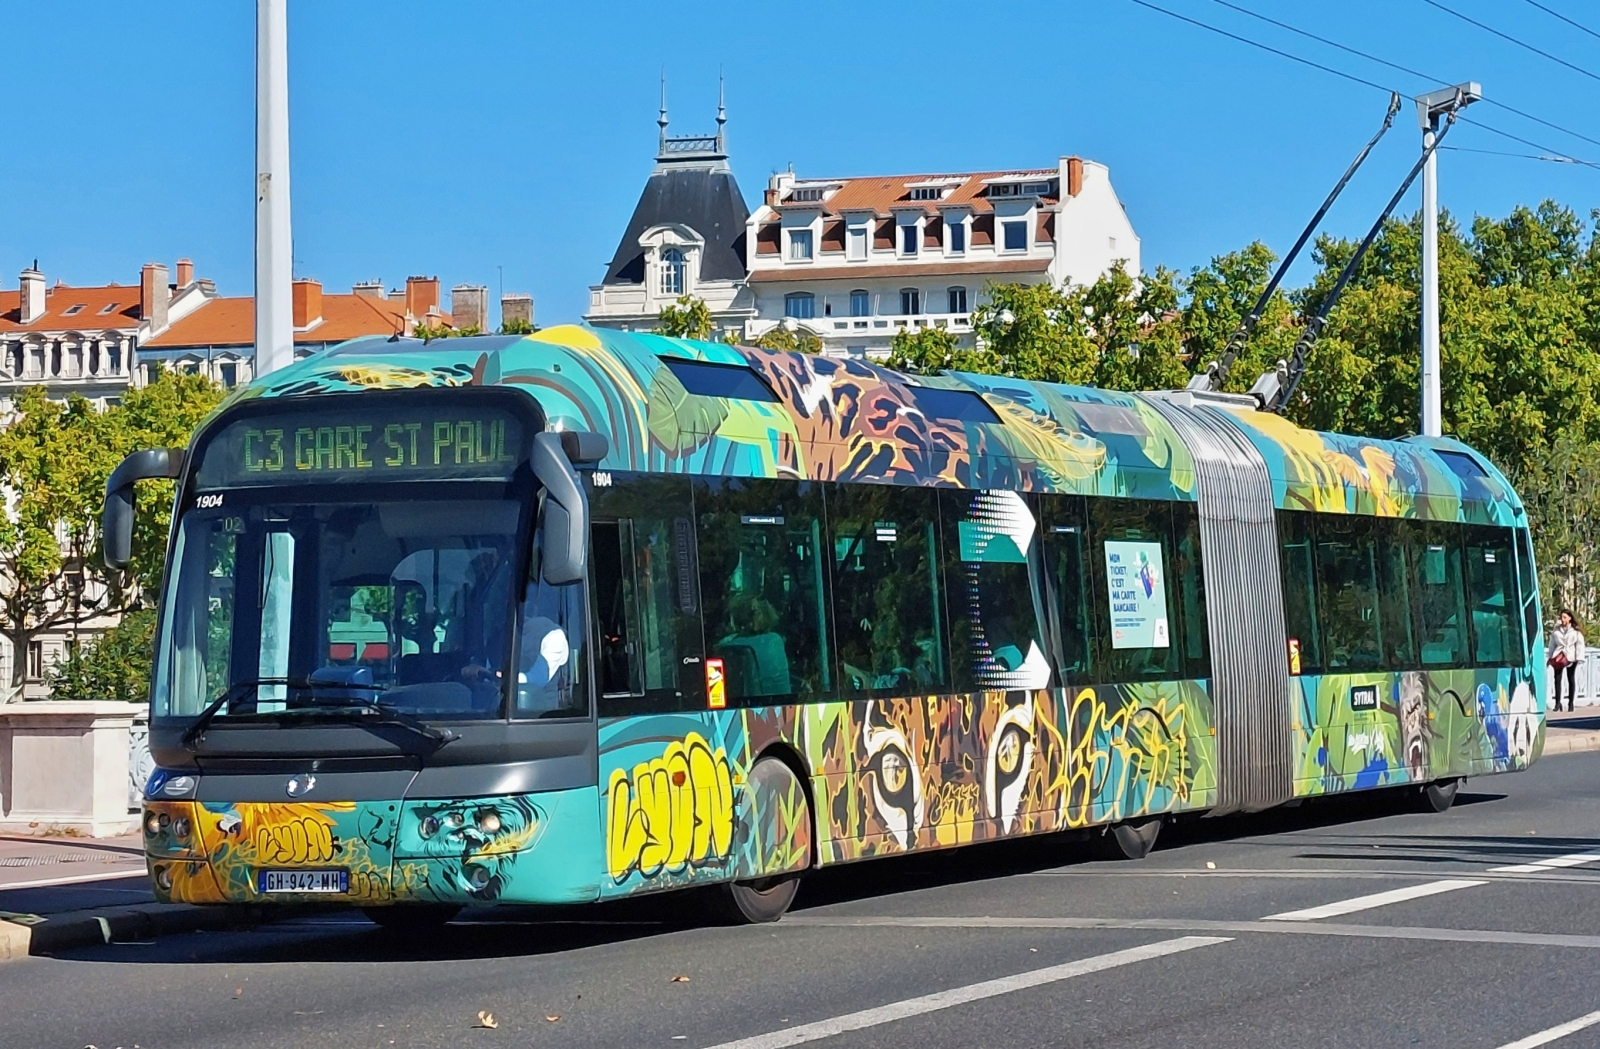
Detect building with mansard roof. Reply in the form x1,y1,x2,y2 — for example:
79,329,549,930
744,157,1140,358
585,85,755,340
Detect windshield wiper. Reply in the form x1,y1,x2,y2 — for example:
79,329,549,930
283,697,460,747
181,677,303,749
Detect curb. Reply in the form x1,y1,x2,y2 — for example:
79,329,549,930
0,902,286,960
1543,731,1600,756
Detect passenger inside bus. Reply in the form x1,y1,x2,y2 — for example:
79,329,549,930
717,594,792,698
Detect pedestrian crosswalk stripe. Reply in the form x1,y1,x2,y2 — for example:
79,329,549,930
1260,878,1485,921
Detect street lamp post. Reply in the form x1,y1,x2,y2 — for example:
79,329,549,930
254,0,293,377
1415,82,1480,438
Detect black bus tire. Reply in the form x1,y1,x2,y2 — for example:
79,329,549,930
1421,778,1461,813
1109,817,1162,860
712,756,810,924
363,904,461,931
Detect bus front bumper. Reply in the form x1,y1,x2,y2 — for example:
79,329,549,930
141,786,603,908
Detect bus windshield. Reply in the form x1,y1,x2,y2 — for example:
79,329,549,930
152,489,583,724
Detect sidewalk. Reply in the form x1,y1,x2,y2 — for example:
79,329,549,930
1544,706,1600,756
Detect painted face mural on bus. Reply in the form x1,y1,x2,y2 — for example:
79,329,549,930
405,796,542,902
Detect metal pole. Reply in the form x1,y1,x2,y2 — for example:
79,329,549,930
254,0,293,377
1420,118,1441,438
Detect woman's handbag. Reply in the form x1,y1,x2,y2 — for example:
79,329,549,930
1551,649,1572,669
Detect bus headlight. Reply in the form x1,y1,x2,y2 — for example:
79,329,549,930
144,810,162,836
171,817,192,840
154,865,173,892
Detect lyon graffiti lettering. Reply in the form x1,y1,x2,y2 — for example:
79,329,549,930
606,732,736,881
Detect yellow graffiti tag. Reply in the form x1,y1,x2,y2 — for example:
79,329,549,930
606,732,735,881
1064,687,1189,828
255,815,338,864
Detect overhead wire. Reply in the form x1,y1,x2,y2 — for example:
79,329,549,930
1125,0,1600,171
1442,145,1584,164
1519,0,1600,43
1207,0,1600,153
1417,0,1600,85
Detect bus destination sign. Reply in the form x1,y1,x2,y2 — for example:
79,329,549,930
195,404,527,489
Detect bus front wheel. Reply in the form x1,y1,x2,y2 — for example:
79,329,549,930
718,872,803,924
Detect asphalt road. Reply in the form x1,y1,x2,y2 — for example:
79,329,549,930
8,754,1600,1049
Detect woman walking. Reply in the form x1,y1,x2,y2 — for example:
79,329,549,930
1550,610,1586,713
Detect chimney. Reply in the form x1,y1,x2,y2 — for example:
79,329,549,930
501,293,533,331
1066,156,1084,198
404,275,439,320
140,262,170,333
175,257,195,288
352,280,384,298
292,278,323,329
19,262,44,325
450,284,488,332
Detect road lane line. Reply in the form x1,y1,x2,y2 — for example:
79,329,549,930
1493,1008,1600,1049
1490,852,1600,874
786,915,1600,950
0,869,147,892
697,936,1230,1049
1261,879,1485,921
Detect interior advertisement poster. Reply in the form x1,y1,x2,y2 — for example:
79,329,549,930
1104,540,1170,650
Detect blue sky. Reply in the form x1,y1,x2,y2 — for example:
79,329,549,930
3,0,1598,327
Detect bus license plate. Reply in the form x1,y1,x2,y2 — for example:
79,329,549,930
258,869,349,894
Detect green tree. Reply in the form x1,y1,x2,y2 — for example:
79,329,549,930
499,317,536,335
754,326,823,354
655,295,714,340
47,608,157,703
0,369,221,697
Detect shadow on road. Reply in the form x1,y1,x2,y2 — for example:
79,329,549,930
56,780,1560,967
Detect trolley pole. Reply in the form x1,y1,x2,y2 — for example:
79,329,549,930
254,0,293,377
1415,82,1480,438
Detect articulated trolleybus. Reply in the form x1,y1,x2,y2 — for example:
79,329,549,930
111,326,1544,926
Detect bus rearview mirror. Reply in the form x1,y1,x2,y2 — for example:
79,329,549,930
102,447,185,570
531,431,595,585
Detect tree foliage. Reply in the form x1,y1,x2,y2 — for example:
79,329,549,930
0,368,221,695
655,295,714,341
47,608,157,703
755,326,823,354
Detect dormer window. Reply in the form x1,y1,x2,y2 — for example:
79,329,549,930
660,247,685,295
989,180,1054,198
909,186,942,201
789,229,814,261
790,187,825,202
62,304,85,316
900,224,919,256
98,302,119,315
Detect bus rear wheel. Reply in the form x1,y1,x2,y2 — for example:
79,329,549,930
1108,817,1162,860
363,904,461,931
1420,778,1461,813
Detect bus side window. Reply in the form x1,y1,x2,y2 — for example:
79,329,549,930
1089,498,1180,682
1413,524,1468,668
694,477,831,705
1314,515,1383,671
1514,526,1539,660
1464,526,1521,667
588,474,704,714
940,488,1051,691
1375,518,1417,669
1039,494,1093,684
827,483,950,696
1170,501,1210,681
1277,511,1321,675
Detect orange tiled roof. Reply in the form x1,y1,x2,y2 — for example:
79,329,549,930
143,294,452,349
780,170,1059,218
0,284,142,333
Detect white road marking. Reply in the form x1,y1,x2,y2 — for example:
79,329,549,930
697,935,1230,1049
0,869,147,892
1261,879,1485,921
1493,1008,1600,1049
1490,852,1600,874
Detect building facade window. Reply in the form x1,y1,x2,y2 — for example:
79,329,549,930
660,247,685,295
900,289,921,315
900,224,919,256
947,287,968,314
219,361,238,387
1002,220,1028,251
847,224,867,261
26,640,43,681
788,228,814,261
850,290,871,317
949,220,966,254
785,292,816,320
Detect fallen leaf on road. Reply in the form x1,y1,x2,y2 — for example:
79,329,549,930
545,1014,561,1023
1205,862,1215,870
233,987,243,997
475,1011,498,1029
671,975,690,983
